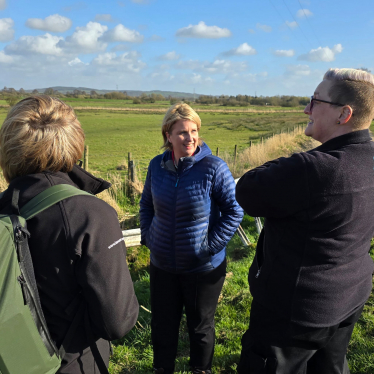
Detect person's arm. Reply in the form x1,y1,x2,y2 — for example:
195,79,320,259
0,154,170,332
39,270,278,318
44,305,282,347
74,198,139,341
208,161,244,255
139,162,154,246
236,153,309,218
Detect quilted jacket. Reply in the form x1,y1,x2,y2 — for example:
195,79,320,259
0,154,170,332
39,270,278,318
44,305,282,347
140,142,243,273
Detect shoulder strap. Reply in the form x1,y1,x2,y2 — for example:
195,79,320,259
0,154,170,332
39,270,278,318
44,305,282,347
20,184,93,220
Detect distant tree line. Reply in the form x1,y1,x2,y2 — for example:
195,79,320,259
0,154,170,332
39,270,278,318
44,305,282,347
195,94,310,108
0,86,309,108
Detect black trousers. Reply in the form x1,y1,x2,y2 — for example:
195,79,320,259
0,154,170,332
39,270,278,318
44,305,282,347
150,259,226,373
237,301,364,374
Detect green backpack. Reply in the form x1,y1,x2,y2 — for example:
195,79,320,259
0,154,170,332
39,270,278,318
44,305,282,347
0,184,92,374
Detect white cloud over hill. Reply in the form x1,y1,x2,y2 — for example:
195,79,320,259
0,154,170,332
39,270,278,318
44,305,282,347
176,21,232,39
26,14,72,33
0,18,14,42
298,44,343,62
222,43,257,56
273,49,295,57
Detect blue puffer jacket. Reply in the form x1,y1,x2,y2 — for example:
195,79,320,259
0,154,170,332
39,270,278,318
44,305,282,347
140,142,243,273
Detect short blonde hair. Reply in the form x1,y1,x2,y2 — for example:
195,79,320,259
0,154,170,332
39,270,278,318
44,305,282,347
161,103,203,151
0,96,84,182
323,68,374,129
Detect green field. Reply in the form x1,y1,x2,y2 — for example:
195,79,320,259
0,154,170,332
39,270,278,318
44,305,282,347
0,98,306,112
0,107,309,179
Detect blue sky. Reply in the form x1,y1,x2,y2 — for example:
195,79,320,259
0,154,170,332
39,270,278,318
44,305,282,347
0,0,373,96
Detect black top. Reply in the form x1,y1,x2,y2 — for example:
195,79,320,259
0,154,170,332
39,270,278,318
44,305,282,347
0,165,139,372
236,130,374,328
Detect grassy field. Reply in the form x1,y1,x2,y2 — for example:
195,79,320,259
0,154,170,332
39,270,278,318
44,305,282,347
0,98,305,112
0,107,309,179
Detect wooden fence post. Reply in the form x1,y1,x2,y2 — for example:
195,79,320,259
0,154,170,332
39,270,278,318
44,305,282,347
234,145,237,167
216,147,219,157
250,140,252,147
83,145,89,171
261,137,264,145
129,160,135,204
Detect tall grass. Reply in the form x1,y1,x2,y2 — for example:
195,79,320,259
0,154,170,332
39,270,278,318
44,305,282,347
222,126,320,178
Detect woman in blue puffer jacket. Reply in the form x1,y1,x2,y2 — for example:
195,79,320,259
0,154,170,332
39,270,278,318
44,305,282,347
140,103,243,374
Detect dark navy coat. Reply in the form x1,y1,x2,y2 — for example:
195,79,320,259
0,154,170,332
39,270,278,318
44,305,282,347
140,143,243,273
236,130,374,328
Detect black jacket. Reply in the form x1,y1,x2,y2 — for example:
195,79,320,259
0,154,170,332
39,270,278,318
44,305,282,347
0,166,139,373
236,130,374,328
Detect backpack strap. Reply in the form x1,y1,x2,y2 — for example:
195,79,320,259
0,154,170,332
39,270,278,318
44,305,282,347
20,184,92,220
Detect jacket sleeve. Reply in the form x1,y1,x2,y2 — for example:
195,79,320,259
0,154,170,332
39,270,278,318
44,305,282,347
74,198,139,341
235,153,309,218
209,161,244,255
139,162,154,246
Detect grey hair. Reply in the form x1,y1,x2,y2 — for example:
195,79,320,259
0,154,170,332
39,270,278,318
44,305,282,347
322,68,374,129
324,68,374,86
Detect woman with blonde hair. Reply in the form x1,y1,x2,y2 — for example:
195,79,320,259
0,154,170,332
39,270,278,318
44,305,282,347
140,103,243,374
0,96,138,373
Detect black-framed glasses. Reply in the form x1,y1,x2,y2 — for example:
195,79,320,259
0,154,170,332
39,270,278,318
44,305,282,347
309,96,345,112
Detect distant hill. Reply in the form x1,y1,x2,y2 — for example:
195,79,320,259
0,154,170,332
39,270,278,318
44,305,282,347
26,87,201,99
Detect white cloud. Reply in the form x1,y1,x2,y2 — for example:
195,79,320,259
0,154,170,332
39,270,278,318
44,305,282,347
273,49,295,57
102,24,143,43
95,14,115,23
5,33,63,56
159,51,180,60
296,9,313,18
0,18,14,42
248,29,255,34
59,22,108,53
223,43,257,56
111,44,130,51
149,34,164,41
177,59,247,74
0,0,6,10
26,14,72,33
285,21,298,29
176,21,232,39
68,57,88,66
256,23,272,33
298,44,343,62
0,50,13,63
92,51,146,72
286,64,311,76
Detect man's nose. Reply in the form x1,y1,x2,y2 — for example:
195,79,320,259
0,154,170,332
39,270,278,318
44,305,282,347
304,103,311,115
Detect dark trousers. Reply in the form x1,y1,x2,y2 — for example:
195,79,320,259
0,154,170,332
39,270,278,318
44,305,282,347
237,301,364,374
150,259,226,373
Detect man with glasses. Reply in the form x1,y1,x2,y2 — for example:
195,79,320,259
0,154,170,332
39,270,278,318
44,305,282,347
236,68,374,374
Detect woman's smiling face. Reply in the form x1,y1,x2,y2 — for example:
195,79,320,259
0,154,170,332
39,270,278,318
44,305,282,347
166,119,199,162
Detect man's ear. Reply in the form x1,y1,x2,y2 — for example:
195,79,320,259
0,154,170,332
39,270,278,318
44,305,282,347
338,105,353,124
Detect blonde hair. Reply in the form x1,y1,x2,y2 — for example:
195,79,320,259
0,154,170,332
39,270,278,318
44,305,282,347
0,96,84,182
161,103,203,151
323,68,374,129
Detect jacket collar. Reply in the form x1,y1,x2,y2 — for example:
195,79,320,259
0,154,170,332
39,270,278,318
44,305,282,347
161,142,212,172
312,129,372,153
0,165,111,209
